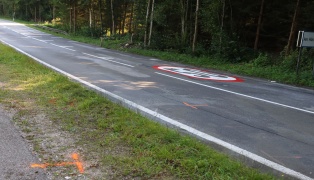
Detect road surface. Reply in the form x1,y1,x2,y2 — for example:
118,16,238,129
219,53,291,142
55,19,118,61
0,19,313,179
0,105,47,179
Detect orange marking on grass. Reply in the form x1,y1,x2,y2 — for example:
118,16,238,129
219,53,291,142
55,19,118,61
183,102,208,109
31,163,49,168
72,153,84,173
31,153,84,174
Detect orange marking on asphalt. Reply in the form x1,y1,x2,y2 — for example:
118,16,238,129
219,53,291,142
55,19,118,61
31,153,84,173
183,102,208,109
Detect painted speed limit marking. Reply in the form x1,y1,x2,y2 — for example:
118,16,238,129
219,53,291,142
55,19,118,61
153,65,243,82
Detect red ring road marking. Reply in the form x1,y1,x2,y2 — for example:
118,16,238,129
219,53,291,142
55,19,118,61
153,65,243,82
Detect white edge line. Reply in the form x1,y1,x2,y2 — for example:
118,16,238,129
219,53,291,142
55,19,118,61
83,53,134,68
0,40,312,180
155,72,314,115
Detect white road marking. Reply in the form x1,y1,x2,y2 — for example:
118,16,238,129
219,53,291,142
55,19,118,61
32,38,48,43
23,33,48,36
156,72,314,115
1,39,312,180
50,43,76,51
83,53,134,68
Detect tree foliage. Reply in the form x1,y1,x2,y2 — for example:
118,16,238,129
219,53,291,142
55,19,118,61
1,0,314,61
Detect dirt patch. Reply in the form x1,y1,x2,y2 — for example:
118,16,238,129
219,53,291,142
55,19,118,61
0,82,4,88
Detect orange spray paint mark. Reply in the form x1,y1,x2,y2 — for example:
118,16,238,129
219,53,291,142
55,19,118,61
72,153,84,173
31,153,84,174
183,102,208,109
31,163,49,168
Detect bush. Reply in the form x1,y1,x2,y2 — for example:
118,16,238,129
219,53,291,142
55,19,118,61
252,53,272,67
280,48,314,72
78,26,103,38
209,32,253,63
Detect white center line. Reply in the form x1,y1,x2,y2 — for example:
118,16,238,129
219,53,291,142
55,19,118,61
83,53,134,67
155,72,314,115
50,43,76,51
32,38,48,43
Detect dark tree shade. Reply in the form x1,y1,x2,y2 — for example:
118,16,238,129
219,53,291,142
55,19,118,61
1,0,313,58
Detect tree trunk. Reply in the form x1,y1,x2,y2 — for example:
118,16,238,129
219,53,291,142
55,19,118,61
192,0,199,53
12,2,15,21
119,21,121,35
144,0,151,47
35,6,37,22
89,1,92,30
128,1,134,34
69,5,72,32
122,1,128,35
89,6,93,37
53,5,56,20
93,7,96,31
228,0,233,31
219,0,226,53
74,1,76,34
89,8,92,29
25,4,28,19
254,0,265,51
39,1,42,22
180,0,189,44
286,0,300,55
148,0,155,46
111,0,115,36
99,0,104,36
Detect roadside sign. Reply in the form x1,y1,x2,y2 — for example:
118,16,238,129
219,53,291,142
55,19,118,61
296,31,314,76
297,31,314,48
153,65,243,82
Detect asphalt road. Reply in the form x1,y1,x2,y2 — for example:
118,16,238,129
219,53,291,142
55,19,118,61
1,19,314,180
0,105,47,179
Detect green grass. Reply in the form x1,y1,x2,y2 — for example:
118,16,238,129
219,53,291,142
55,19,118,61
0,41,277,179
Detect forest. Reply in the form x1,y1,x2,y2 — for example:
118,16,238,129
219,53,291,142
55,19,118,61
0,0,314,65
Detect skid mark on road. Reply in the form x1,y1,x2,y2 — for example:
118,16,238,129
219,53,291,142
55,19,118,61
183,102,208,109
83,53,134,67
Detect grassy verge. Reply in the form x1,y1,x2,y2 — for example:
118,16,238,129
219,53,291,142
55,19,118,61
0,41,276,178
